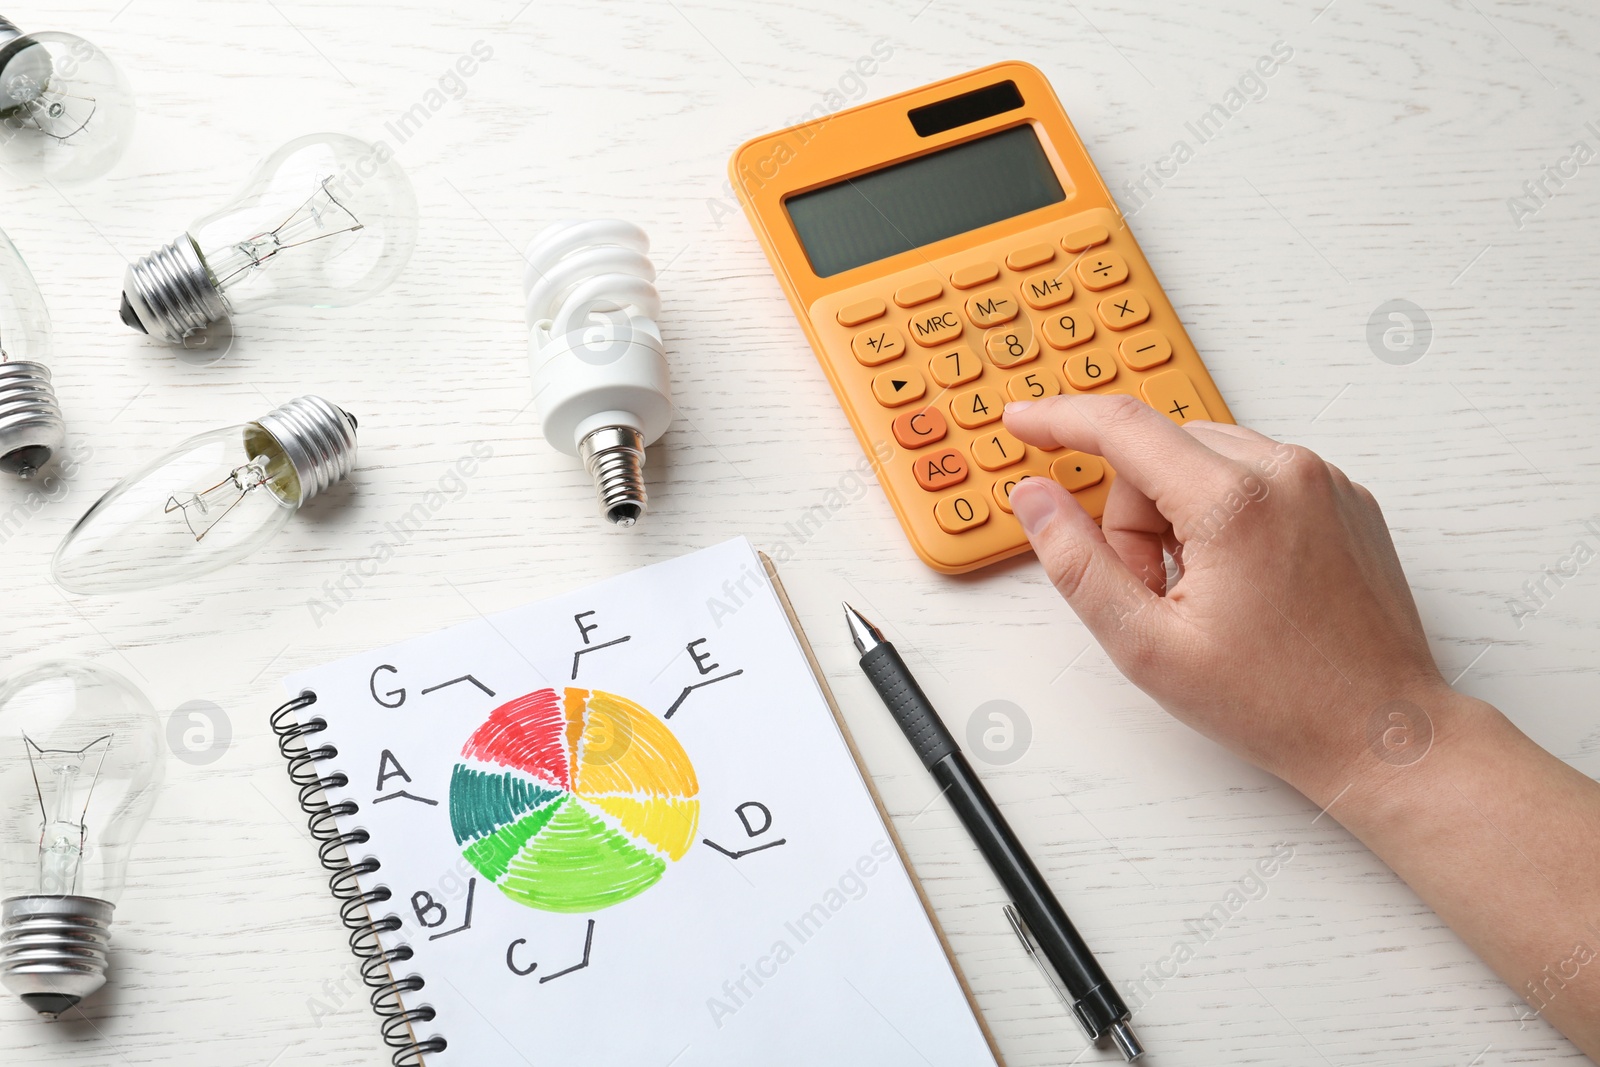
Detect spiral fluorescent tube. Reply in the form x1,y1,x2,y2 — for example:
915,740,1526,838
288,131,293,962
523,220,674,526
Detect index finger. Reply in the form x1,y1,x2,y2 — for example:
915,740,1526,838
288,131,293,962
1003,394,1236,519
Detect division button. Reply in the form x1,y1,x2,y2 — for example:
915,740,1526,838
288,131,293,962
1075,250,1129,291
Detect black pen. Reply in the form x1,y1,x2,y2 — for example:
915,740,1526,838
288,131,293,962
844,604,1143,1061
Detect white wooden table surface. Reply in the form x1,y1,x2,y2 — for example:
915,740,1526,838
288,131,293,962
4,1,1598,1064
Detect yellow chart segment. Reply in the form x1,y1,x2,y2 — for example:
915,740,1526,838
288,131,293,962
568,688,699,798
582,795,698,860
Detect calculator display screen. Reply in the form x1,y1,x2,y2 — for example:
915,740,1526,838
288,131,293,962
785,124,1066,278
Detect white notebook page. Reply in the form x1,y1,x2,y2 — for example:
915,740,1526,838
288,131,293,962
283,537,999,1067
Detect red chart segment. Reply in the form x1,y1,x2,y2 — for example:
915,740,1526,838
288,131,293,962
461,688,571,790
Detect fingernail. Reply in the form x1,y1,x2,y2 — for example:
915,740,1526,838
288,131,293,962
1004,401,1035,416
1009,479,1058,536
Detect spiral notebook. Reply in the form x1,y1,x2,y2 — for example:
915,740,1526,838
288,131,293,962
274,537,1002,1066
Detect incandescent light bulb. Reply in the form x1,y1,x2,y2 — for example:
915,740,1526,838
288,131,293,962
0,661,163,1018
121,133,418,345
52,395,357,594
0,225,63,478
0,16,134,184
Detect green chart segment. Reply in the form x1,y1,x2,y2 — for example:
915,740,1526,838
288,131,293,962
449,687,699,914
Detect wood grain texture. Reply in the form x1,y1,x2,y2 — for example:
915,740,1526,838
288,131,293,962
3,0,1597,1063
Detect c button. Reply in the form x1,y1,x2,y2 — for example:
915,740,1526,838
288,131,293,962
891,406,949,449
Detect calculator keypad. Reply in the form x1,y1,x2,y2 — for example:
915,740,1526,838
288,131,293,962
809,206,1231,572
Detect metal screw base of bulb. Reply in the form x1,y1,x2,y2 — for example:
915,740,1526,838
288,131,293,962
0,895,113,1018
579,426,647,526
254,396,359,508
121,236,228,346
0,360,65,478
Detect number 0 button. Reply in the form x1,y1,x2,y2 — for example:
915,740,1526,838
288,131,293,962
935,491,990,533
872,367,926,407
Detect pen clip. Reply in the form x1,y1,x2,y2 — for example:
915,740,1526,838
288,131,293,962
1002,904,1098,1043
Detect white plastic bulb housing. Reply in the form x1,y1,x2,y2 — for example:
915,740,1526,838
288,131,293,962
523,219,674,525
121,132,419,345
0,21,135,184
52,395,357,594
0,225,64,477
0,660,163,1017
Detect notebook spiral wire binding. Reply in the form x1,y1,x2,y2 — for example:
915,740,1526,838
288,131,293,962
271,691,447,1066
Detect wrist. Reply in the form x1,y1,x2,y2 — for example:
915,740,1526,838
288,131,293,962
1293,684,1506,831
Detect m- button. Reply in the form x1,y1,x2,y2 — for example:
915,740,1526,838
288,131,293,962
964,287,1019,328
907,305,963,347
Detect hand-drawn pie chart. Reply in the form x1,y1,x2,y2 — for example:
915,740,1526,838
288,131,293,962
449,687,698,913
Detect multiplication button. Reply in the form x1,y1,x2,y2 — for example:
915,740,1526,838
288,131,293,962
1098,290,1151,331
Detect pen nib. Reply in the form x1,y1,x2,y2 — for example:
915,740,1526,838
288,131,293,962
842,602,883,655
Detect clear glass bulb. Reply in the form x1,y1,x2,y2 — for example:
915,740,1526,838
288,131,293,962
52,395,358,595
121,133,419,344
0,27,135,184
0,224,64,477
0,660,163,1016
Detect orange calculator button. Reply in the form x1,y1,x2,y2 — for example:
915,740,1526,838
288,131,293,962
1141,370,1210,425
1006,244,1055,271
950,386,1004,429
928,345,981,388
934,490,990,533
1119,329,1172,370
1098,290,1151,331
895,279,943,308
971,429,1026,471
1076,251,1129,291
908,305,963,348
1007,367,1060,402
914,448,969,492
1062,226,1110,252
1042,308,1095,349
992,469,1044,513
837,298,886,327
965,287,1019,328
873,367,926,407
1062,349,1117,390
1020,268,1072,309
851,325,905,366
891,406,948,449
1051,451,1105,492
985,315,1038,369
950,262,1000,289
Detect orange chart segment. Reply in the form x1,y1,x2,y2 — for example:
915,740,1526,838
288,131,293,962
584,795,698,860
569,688,698,798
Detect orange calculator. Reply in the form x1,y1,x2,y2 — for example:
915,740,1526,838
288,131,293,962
732,61,1233,573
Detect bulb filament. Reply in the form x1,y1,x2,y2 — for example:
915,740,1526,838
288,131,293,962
211,178,365,289
1,75,97,142
23,732,110,896
164,457,270,541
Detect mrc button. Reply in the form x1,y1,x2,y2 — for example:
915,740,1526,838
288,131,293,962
907,305,963,347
